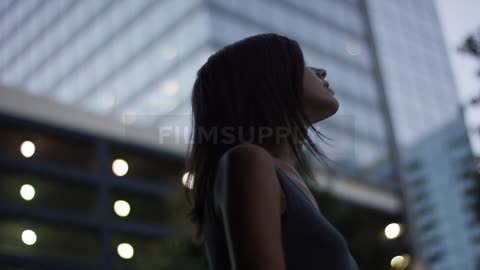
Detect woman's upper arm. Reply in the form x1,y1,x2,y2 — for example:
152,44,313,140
215,144,286,270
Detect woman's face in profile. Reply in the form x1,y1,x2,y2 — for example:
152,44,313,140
302,66,339,124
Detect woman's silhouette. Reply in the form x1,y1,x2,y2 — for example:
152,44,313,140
186,33,359,269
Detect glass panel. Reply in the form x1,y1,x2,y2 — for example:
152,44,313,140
84,3,206,115
53,0,153,103
24,0,106,93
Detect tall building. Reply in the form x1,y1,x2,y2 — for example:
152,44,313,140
366,0,478,269
0,0,472,269
366,0,459,148
0,0,395,186
400,111,480,270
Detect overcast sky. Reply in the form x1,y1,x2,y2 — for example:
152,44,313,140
434,0,480,154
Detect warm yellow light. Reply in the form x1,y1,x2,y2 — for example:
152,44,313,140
21,229,37,245
114,200,131,217
391,254,410,269
117,243,134,259
20,141,35,158
182,172,194,189
20,184,35,201
385,223,402,239
112,159,129,176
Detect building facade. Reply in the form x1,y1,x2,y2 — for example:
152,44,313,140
0,0,395,187
366,0,478,269
400,111,480,270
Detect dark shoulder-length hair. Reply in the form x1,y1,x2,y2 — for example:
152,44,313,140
185,33,332,242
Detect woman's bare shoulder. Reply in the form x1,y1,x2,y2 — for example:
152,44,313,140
219,143,274,168
213,143,287,269
214,143,281,210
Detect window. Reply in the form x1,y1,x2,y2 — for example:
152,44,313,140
406,159,423,172
413,187,428,204
408,176,427,189
426,249,445,265
413,203,433,219
418,217,437,235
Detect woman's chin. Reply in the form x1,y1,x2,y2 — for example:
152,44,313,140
318,100,339,122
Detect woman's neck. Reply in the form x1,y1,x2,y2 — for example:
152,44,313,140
264,139,298,167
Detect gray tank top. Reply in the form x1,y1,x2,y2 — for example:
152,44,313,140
203,165,360,270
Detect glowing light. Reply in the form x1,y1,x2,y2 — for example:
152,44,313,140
117,243,134,259
345,41,361,56
112,159,129,177
162,47,177,60
114,200,131,217
22,230,37,245
122,112,136,125
385,223,402,239
161,79,179,96
182,172,194,189
391,254,410,269
20,184,35,201
147,95,159,108
158,98,178,112
20,141,35,158
102,93,115,108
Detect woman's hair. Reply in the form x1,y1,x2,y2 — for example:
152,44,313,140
185,33,333,242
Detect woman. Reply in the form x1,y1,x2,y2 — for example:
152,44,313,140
185,33,359,270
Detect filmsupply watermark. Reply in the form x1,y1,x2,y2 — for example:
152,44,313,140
121,113,357,161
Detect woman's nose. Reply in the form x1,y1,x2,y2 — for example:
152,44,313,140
317,68,327,79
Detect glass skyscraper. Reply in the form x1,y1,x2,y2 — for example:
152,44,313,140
368,0,478,269
401,112,480,270
0,0,393,183
367,0,478,269
367,0,459,148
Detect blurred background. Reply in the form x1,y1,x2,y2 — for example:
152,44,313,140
0,0,479,269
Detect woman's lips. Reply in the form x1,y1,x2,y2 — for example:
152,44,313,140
323,80,330,88
323,80,334,95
